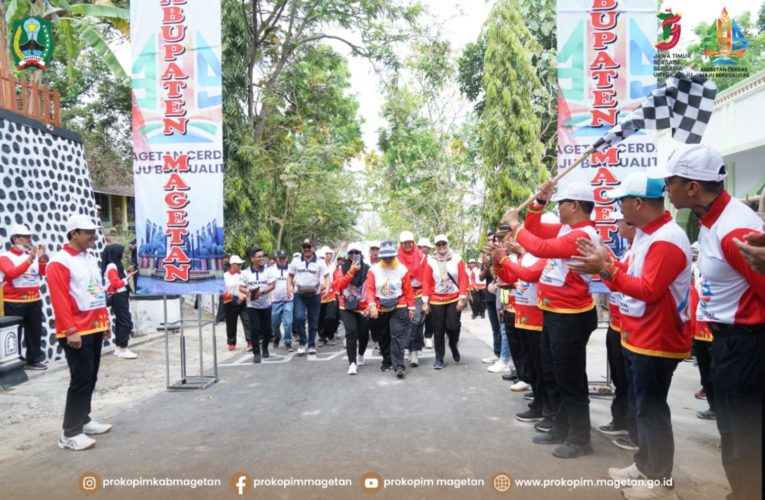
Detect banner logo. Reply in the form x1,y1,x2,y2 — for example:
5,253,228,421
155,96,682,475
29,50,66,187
11,17,54,70
656,9,682,51
702,7,748,65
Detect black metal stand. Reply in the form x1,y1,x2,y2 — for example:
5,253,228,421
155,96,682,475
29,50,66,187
164,294,218,390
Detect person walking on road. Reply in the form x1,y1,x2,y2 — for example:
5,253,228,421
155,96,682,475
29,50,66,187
288,239,331,356
334,243,371,375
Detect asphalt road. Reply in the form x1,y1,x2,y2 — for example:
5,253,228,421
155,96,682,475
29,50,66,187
0,315,730,500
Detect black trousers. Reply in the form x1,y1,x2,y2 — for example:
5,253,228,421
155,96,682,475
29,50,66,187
541,308,597,446
505,313,527,380
5,300,44,364
522,328,548,413
470,290,485,317
430,302,460,362
247,307,272,354
376,311,392,369
606,327,635,438
423,314,433,339
224,301,250,345
486,295,501,356
340,310,369,365
693,338,715,409
319,300,340,339
711,333,763,500
369,316,381,344
59,332,103,437
109,291,134,348
215,295,226,323
407,296,425,352
624,350,679,481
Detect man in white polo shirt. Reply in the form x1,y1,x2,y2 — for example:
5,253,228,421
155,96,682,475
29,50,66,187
288,238,330,356
649,144,764,500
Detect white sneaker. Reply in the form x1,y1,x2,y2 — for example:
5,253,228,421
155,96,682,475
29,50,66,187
347,363,357,375
83,420,112,435
608,463,645,482
482,355,499,364
410,351,419,367
487,360,511,373
114,348,138,359
357,355,365,366
58,433,96,451
510,380,531,392
297,345,306,355
308,346,317,355
424,338,433,349
622,485,678,500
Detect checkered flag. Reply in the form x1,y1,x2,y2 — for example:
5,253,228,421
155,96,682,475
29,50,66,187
593,72,717,151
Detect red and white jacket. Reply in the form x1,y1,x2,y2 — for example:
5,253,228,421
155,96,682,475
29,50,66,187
47,244,110,338
603,212,691,359
607,246,632,333
469,267,486,289
422,254,469,306
0,247,47,302
496,253,545,331
333,266,370,313
365,260,415,312
104,263,128,295
513,201,598,313
696,191,765,325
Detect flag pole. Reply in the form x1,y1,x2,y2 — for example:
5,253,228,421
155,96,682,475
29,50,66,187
515,145,596,212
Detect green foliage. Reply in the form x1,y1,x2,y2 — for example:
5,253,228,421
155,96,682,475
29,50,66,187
478,0,549,232
369,38,482,253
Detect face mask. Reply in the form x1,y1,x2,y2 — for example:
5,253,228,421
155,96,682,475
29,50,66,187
14,242,31,252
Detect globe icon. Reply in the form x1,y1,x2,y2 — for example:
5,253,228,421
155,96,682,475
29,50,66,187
493,472,513,493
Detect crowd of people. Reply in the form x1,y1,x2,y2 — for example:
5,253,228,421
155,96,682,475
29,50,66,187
1,145,763,500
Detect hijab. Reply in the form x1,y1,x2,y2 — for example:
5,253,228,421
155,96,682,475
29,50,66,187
101,243,126,279
341,254,369,288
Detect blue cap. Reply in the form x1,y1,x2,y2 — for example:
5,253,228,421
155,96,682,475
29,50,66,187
378,240,398,258
606,172,665,200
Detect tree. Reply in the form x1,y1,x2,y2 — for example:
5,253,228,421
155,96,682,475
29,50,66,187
368,38,483,252
477,0,549,232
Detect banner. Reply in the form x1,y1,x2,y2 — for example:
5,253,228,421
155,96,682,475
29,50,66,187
557,0,658,251
131,0,224,295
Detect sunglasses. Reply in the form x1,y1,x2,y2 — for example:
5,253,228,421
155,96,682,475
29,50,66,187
302,245,312,250
347,250,360,255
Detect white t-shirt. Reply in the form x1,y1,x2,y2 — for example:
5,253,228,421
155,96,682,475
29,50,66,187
241,266,276,309
288,255,329,293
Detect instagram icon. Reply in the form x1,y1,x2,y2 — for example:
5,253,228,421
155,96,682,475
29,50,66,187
79,471,102,494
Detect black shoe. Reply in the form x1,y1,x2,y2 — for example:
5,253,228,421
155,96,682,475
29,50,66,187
480,315,485,318
261,346,270,359
696,409,716,420
272,337,281,349
380,364,392,372
598,422,629,436
396,369,406,379
516,408,544,422
612,436,639,451
553,442,593,459
253,353,262,364
534,417,554,433
533,433,565,445
25,362,48,371
321,338,329,346
523,391,534,401
502,372,518,382
450,347,461,363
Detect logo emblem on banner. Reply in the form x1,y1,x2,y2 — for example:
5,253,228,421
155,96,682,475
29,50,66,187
11,17,55,70
702,7,748,65
656,9,682,50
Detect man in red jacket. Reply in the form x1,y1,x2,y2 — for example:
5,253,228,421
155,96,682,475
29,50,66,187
0,224,48,369
501,181,599,459
47,214,112,451
571,172,690,500
650,144,765,500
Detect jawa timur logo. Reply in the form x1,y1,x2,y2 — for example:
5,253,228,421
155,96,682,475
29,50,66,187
656,9,682,51
11,17,55,70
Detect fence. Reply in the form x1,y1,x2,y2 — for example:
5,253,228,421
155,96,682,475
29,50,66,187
0,75,61,127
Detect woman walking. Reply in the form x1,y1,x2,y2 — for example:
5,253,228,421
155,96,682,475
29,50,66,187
334,243,371,375
101,243,138,359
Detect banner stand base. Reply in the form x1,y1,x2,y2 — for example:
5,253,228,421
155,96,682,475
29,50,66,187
164,294,219,391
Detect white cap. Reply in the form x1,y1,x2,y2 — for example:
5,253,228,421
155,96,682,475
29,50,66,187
369,241,380,249
318,246,333,256
417,237,432,248
434,234,449,245
292,252,301,259
347,242,363,253
468,258,476,263
648,144,727,182
8,224,32,236
229,255,244,265
540,212,560,224
550,181,595,203
399,230,415,243
606,171,665,200
65,214,101,233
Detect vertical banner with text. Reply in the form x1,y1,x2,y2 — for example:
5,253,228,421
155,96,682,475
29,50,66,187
131,0,224,295
557,0,657,252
